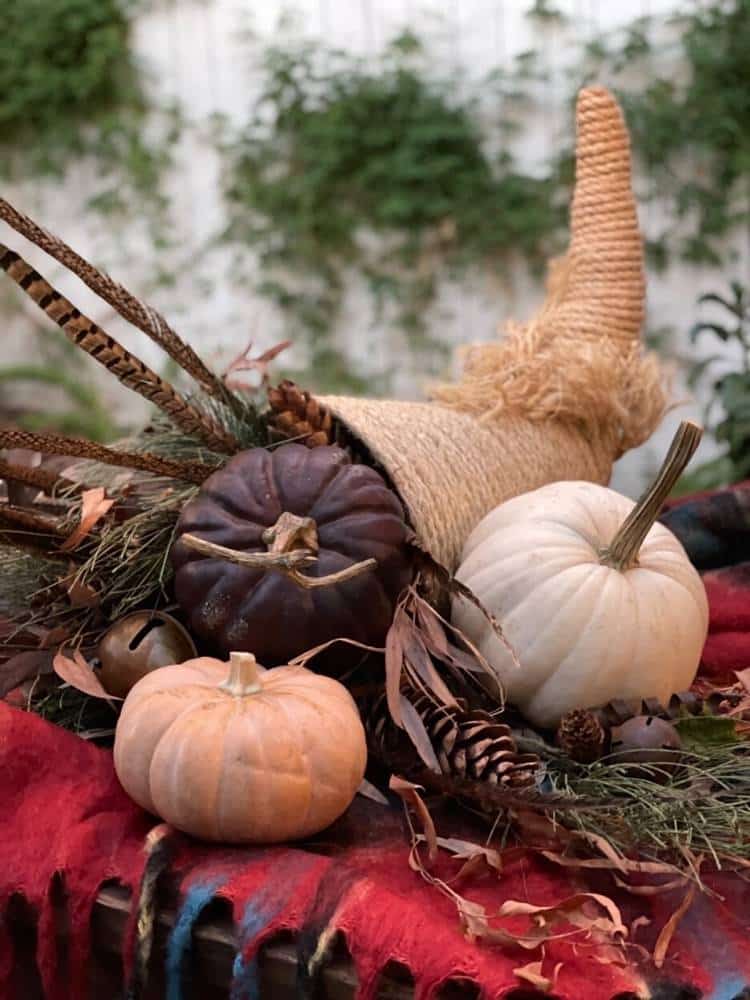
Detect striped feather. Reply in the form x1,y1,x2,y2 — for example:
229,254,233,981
0,428,216,485
0,197,234,407
0,245,238,453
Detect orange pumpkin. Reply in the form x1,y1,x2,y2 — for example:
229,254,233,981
113,651,367,843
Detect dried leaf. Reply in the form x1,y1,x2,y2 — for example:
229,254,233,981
224,338,291,389
389,775,437,862
398,608,458,709
542,845,684,879
653,884,696,969
435,837,503,873
400,693,441,772
513,961,553,992
458,898,541,949
38,625,71,648
53,650,122,702
385,615,405,727
0,650,53,698
415,599,450,658
66,578,100,608
357,778,389,806
613,876,689,897
59,488,115,552
498,892,628,944
630,915,651,938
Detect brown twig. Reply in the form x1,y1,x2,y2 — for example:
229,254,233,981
0,197,233,407
0,245,238,453
180,532,377,589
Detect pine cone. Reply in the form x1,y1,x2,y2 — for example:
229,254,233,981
365,691,540,789
267,380,334,448
556,709,606,764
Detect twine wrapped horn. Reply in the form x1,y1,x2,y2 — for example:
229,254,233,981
318,87,667,570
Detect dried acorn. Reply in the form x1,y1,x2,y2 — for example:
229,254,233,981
97,611,197,698
608,715,682,780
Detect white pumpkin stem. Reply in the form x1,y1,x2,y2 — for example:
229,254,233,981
221,652,263,696
600,420,702,572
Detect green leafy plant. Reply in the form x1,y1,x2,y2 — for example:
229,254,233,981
223,32,567,390
0,0,177,218
679,282,750,491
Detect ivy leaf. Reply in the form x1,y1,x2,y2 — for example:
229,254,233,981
673,714,737,749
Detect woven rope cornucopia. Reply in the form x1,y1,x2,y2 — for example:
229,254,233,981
320,87,667,570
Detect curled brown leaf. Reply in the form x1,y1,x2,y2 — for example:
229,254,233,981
53,649,122,703
389,775,437,862
59,488,115,552
653,884,696,969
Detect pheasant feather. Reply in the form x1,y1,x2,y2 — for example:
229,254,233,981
0,197,233,408
0,245,237,453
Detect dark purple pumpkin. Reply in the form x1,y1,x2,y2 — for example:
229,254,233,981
170,444,412,664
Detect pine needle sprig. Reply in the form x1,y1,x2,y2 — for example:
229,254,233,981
69,482,196,624
545,745,750,864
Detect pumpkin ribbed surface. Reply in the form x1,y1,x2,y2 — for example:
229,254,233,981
171,444,411,663
114,655,367,843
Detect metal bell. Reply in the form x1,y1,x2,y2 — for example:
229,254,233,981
97,611,196,698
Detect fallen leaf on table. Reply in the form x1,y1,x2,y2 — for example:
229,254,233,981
653,884,696,969
499,891,628,945
513,959,562,992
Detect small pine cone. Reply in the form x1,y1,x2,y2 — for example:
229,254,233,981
363,691,540,789
556,709,607,764
445,708,540,788
267,380,334,448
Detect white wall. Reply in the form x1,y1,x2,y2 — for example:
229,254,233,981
1,0,742,496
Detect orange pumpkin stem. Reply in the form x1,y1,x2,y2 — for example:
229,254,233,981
221,652,263,696
600,420,702,572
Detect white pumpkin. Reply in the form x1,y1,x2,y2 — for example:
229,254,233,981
452,422,709,728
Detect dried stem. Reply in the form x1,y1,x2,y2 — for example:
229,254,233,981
0,245,238,453
0,429,216,485
0,197,234,408
600,421,703,571
180,532,377,589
